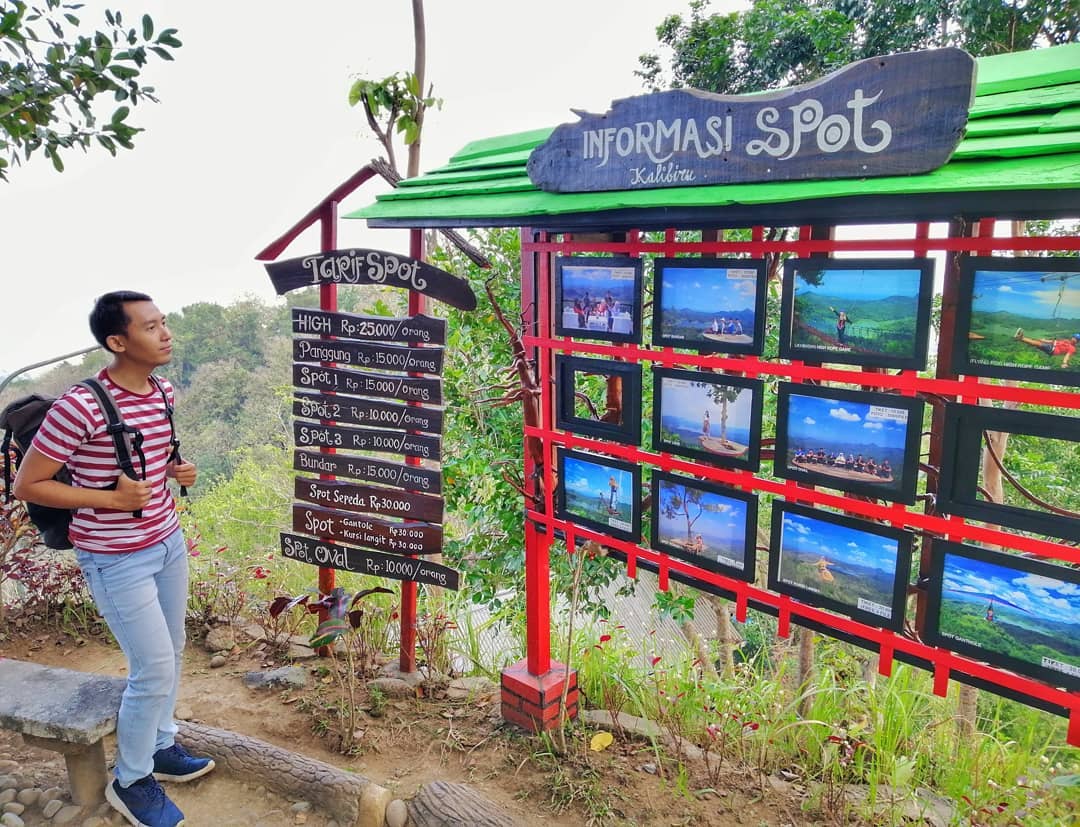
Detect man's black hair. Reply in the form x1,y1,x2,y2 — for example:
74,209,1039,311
89,290,154,352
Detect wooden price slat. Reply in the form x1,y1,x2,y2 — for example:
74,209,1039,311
293,392,443,434
293,338,444,375
292,308,446,344
293,450,441,494
294,477,444,523
291,504,442,555
293,422,440,462
280,533,459,590
293,363,441,405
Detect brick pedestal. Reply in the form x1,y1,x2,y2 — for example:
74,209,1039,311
500,659,578,733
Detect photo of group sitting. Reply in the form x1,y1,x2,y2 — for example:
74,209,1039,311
555,256,642,343
774,382,923,504
652,257,766,354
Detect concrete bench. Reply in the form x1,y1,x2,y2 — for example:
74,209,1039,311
0,658,125,805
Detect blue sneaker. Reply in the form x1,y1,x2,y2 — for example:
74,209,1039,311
152,743,216,782
106,775,184,827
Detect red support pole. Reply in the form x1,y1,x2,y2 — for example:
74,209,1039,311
318,201,338,608
398,227,425,673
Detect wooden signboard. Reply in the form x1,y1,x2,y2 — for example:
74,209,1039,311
295,477,444,523
268,249,477,310
292,308,446,346
293,364,442,405
293,338,444,375
293,392,443,434
280,533,459,590
527,48,974,192
293,422,440,462
294,449,441,493
292,504,442,555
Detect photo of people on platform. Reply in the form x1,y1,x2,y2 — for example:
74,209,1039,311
781,258,932,369
959,257,1080,385
653,258,765,354
777,385,917,501
555,256,641,343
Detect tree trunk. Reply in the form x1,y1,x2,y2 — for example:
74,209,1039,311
407,0,426,181
680,616,719,683
713,596,736,679
176,720,392,827
408,780,519,826
956,684,978,748
797,626,815,718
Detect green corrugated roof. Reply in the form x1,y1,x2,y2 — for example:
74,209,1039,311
351,43,1080,228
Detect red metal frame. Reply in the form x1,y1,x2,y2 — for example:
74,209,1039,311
519,222,1080,747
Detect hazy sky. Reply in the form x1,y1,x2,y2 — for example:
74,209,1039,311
2,1,750,376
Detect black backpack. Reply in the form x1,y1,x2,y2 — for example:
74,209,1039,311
0,376,184,550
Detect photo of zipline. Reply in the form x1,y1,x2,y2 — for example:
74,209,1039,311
780,258,933,369
956,257,1080,386
928,542,1080,690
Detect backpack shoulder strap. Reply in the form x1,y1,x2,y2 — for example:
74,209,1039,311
79,378,146,517
148,375,186,498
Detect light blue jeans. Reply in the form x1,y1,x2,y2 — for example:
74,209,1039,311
76,528,187,786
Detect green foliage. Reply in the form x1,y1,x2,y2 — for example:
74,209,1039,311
0,0,181,179
347,71,441,172
638,0,1080,94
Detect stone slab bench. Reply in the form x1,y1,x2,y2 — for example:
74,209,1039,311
0,658,125,806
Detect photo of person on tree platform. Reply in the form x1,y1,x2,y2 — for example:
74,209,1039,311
956,257,1080,386
652,367,763,471
779,258,934,370
652,258,766,355
556,449,639,539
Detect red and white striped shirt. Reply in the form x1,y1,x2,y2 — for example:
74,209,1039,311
31,369,180,553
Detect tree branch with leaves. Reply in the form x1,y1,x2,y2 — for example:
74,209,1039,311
0,0,181,179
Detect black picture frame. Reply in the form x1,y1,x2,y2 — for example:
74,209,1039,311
773,382,924,505
649,471,758,581
779,257,934,370
924,539,1080,692
952,256,1080,387
555,448,641,542
652,257,768,355
937,403,1080,542
554,356,642,445
652,367,763,471
768,501,913,631
554,256,643,344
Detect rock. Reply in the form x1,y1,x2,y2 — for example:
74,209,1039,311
639,763,658,775
581,709,662,740
243,623,267,641
81,817,106,827
243,666,309,690
40,787,64,804
0,781,13,793
1,803,23,815
287,644,317,660
294,814,307,825
379,663,426,687
0,767,12,776
0,812,24,827
203,626,236,653
445,677,498,702
15,789,38,806
52,805,84,825
210,655,228,669
0,793,12,806
174,706,194,721
385,798,408,827
366,678,416,699
42,800,63,819
290,801,311,813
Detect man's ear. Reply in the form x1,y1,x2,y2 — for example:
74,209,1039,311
106,333,126,353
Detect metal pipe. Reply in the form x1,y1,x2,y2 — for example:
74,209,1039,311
0,346,99,397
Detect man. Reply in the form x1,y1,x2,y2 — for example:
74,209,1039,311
828,306,850,345
1014,328,1080,368
14,291,213,827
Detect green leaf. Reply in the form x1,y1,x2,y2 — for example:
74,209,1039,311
310,617,350,648
141,13,153,40
110,105,129,125
149,45,172,61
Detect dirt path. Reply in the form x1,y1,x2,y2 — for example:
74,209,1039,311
1,630,799,826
